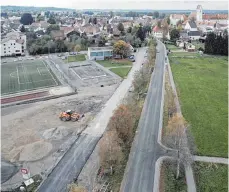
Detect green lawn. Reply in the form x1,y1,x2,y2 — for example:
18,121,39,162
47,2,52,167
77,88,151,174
97,59,132,68
170,56,228,157
65,54,86,62
1,60,60,95
166,44,181,51
110,67,132,78
170,52,200,57
194,162,228,192
191,41,205,51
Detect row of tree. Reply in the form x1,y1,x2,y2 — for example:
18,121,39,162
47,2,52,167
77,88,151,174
204,31,228,56
98,40,157,190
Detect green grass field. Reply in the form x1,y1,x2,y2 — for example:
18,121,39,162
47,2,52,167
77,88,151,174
65,54,86,62
194,162,228,192
166,44,181,51
97,59,132,68
110,67,132,78
1,60,60,95
170,52,200,57
170,56,228,157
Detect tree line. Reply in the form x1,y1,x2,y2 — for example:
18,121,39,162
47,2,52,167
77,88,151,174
204,31,228,56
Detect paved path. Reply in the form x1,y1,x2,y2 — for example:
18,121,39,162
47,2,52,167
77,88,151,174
38,48,146,192
193,156,229,165
120,41,167,192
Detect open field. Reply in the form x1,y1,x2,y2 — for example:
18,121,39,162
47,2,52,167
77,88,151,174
1,60,60,95
170,56,228,157
97,59,132,68
110,67,132,78
65,54,86,62
166,44,181,51
194,162,228,192
169,52,200,57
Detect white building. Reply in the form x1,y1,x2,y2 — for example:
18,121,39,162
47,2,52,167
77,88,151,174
196,5,203,22
1,32,26,57
184,21,198,31
88,47,113,60
169,14,186,26
152,26,170,40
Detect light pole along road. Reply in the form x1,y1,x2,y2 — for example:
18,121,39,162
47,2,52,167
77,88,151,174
120,41,169,192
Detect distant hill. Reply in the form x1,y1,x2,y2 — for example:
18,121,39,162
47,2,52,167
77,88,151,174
1,5,74,12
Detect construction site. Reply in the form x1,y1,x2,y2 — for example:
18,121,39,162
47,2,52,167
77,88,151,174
1,55,121,190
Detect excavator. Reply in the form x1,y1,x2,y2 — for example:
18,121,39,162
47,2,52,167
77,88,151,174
59,110,84,122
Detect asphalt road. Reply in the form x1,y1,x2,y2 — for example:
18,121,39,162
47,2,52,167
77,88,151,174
120,42,166,192
38,48,146,192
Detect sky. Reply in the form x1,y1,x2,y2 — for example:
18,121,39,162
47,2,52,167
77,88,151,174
1,0,228,10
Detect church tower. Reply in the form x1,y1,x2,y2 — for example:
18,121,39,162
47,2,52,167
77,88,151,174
196,5,203,21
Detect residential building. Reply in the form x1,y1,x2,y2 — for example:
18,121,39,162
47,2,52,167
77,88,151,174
184,21,198,31
1,32,26,57
184,21,201,40
88,46,113,60
152,25,170,39
51,30,65,40
169,14,187,26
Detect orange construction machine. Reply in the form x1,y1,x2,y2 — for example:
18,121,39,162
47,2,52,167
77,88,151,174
59,110,84,122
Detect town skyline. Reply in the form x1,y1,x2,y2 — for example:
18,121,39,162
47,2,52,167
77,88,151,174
1,0,229,10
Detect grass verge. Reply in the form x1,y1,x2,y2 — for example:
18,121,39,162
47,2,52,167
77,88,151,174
97,59,132,68
65,54,86,62
160,160,187,192
170,56,228,157
110,67,132,78
194,162,228,192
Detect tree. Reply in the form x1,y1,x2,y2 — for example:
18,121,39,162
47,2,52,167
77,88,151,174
20,25,26,32
46,24,60,34
109,11,114,18
167,17,170,25
170,29,180,41
147,12,153,16
165,113,190,179
160,13,166,19
113,40,129,58
157,20,162,28
48,17,56,24
99,129,123,173
74,44,81,53
109,105,134,144
153,11,159,18
20,13,33,25
98,36,106,47
162,20,169,40
190,17,196,22
88,18,92,23
136,24,146,41
127,26,132,33
117,22,124,32
92,17,97,25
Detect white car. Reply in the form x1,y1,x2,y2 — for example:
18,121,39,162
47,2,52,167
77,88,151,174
14,59,17,62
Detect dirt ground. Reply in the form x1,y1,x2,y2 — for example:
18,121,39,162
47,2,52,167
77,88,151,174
1,84,118,188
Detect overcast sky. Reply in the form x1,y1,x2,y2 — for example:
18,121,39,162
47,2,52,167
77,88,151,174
1,0,228,10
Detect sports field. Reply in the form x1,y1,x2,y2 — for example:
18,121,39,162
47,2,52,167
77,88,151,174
1,60,60,95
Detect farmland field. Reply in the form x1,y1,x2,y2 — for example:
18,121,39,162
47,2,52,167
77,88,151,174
170,56,228,157
1,59,60,95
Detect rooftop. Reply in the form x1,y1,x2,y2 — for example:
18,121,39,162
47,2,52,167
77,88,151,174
88,46,113,51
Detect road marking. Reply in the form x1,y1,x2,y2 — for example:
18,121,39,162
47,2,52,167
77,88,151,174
37,68,42,75
42,60,59,86
10,71,17,78
16,66,20,84
71,68,82,80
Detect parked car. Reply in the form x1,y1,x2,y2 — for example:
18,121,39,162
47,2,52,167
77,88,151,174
129,57,135,62
3,61,7,63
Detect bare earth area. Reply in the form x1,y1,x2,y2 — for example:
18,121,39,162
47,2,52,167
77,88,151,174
1,84,118,190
